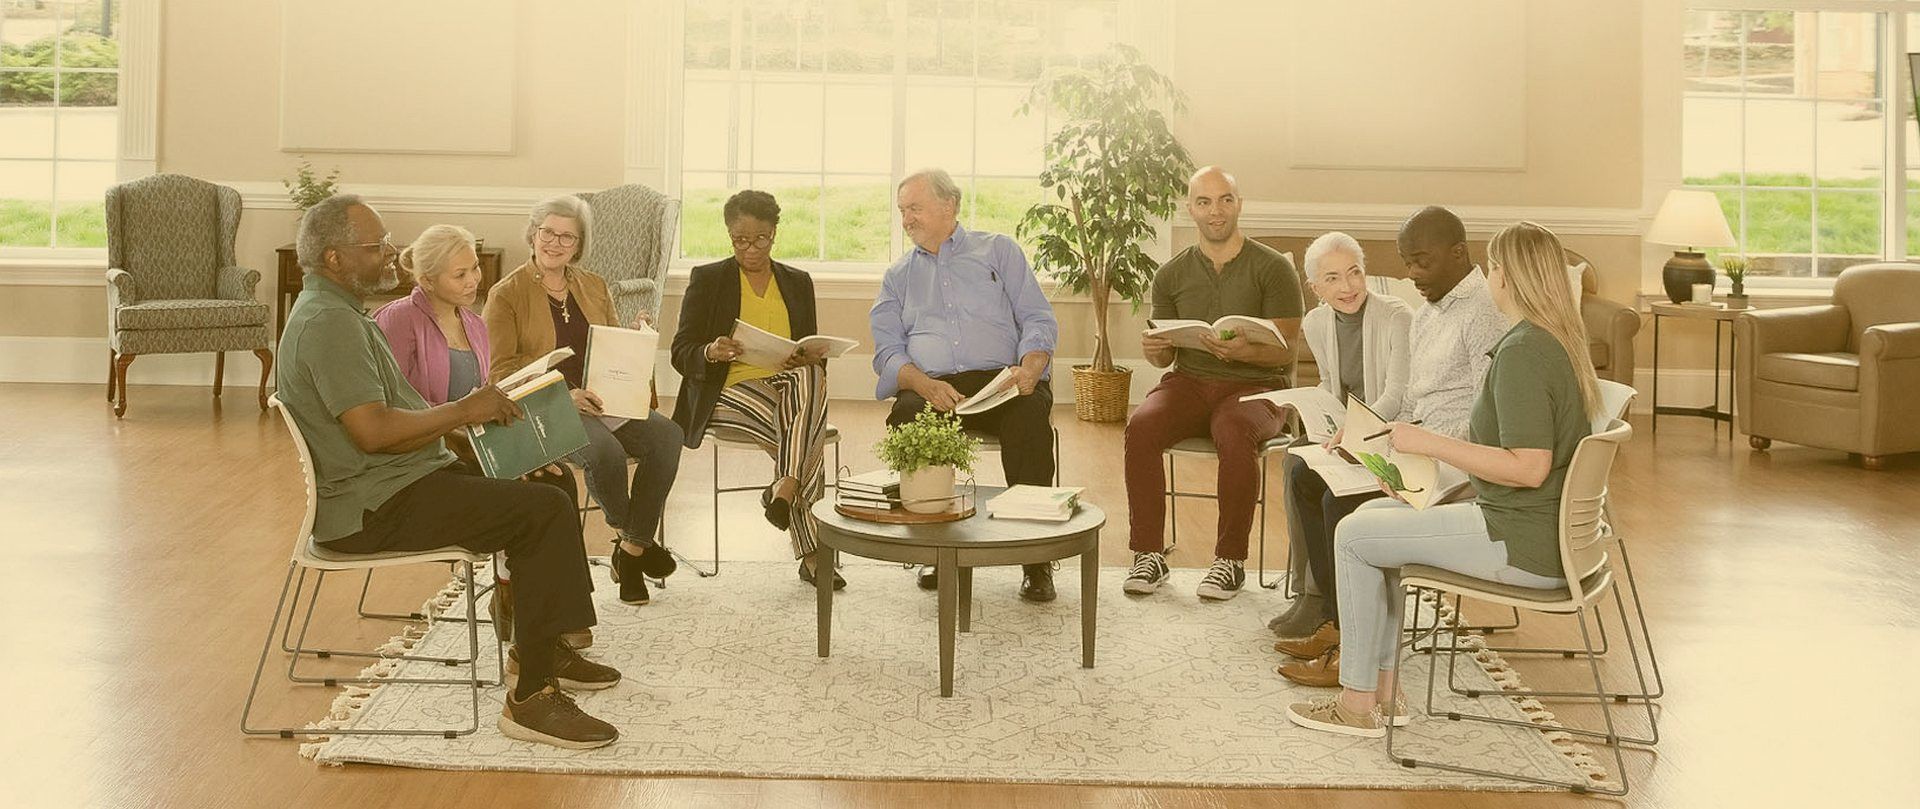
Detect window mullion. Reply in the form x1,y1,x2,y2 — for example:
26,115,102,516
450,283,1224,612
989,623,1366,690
1887,11,1906,259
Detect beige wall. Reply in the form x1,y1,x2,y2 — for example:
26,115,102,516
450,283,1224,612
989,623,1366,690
7,1,1717,376
1171,1,1643,209
160,0,629,189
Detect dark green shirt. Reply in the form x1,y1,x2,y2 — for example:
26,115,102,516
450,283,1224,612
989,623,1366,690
1468,320,1592,578
276,273,457,542
1149,240,1303,384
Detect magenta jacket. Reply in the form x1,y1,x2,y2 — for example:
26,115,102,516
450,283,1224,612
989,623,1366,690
372,287,493,406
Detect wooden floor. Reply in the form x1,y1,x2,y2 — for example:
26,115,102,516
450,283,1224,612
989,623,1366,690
4,381,1918,808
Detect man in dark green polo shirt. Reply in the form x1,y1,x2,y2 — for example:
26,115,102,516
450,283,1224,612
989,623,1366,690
1122,166,1304,601
276,194,619,749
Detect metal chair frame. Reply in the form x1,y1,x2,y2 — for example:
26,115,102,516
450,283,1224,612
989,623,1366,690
242,397,502,740
1383,420,1656,796
1161,436,1295,590
699,424,845,577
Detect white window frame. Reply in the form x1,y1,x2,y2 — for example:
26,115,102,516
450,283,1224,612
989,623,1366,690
664,0,1128,275
1678,1,1920,291
0,0,159,272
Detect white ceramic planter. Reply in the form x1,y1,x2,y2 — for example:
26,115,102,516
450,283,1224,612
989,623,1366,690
898,465,956,513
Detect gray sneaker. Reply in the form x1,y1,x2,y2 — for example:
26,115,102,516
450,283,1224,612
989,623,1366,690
1123,551,1170,595
1269,593,1328,638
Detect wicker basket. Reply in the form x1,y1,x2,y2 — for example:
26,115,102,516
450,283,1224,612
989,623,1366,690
1070,364,1133,423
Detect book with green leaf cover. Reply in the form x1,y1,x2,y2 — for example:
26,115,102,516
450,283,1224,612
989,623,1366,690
1336,396,1472,511
464,369,589,480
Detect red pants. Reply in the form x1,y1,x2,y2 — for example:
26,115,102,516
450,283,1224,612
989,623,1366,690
1125,371,1286,560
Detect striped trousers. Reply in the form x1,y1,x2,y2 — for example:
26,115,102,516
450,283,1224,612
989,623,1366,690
708,362,830,559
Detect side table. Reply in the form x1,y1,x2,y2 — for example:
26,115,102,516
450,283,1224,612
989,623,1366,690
1649,301,1748,437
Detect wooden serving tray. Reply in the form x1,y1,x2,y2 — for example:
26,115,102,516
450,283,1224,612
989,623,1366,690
834,503,976,524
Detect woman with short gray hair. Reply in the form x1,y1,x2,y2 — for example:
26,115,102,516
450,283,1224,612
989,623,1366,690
483,195,685,608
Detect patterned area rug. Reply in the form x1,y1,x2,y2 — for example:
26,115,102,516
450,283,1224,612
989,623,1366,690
304,562,1600,790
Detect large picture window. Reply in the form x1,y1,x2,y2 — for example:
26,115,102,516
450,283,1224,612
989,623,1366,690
0,1,121,250
677,0,1119,269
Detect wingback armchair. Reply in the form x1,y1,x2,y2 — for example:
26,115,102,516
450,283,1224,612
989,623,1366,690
1566,252,1640,385
1736,263,1920,469
573,183,678,409
574,183,679,327
104,174,273,417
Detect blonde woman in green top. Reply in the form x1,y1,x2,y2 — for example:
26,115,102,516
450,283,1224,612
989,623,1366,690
1286,221,1602,739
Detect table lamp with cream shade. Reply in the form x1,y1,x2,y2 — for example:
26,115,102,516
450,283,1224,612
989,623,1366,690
1646,188,1738,304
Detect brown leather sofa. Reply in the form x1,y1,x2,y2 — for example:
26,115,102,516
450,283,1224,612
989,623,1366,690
1735,263,1920,469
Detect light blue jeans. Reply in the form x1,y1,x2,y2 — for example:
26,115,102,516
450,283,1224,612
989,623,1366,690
1333,499,1564,692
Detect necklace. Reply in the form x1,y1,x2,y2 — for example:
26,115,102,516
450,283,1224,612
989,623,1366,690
547,293,571,324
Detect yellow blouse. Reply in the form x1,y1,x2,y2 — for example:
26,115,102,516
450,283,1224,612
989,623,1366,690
726,270,791,387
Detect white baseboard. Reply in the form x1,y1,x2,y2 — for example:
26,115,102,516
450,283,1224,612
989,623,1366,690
0,336,273,387
1627,368,1731,414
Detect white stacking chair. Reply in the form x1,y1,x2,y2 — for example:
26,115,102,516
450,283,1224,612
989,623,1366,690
1385,419,1656,796
241,396,499,740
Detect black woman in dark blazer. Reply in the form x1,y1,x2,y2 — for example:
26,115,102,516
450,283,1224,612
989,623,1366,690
670,191,842,588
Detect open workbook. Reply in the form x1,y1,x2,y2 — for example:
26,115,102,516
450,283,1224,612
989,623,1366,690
464,348,590,480
1147,315,1288,350
1240,386,1345,443
1333,396,1472,510
731,320,859,371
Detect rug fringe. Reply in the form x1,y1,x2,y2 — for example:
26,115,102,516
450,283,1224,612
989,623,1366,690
1448,630,1622,790
297,563,485,764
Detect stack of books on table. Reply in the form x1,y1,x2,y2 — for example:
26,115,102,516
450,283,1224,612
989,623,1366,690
839,469,901,510
986,485,1085,522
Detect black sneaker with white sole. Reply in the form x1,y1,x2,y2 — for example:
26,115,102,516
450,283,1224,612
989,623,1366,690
1123,551,1170,595
1196,558,1245,601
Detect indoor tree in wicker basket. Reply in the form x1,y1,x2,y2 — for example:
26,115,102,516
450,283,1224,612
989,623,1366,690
1016,44,1193,422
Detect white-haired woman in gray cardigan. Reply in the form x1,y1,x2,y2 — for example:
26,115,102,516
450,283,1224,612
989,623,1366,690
1268,231,1413,665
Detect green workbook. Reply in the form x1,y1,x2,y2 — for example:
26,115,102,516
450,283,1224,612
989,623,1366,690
464,369,588,480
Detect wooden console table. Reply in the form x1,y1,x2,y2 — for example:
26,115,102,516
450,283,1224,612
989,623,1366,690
275,243,506,337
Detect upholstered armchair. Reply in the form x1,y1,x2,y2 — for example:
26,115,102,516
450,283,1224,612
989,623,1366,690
1566,251,1640,385
1736,263,1920,469
104,174,273,417
574,183,679,408
574,183,679,327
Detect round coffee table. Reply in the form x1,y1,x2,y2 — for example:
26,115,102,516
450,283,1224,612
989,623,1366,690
809,486,1107,697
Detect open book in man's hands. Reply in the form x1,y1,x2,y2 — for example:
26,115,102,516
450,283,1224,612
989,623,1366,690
730,319,858,371
1336,396,1471,510
1147,315,1288,350
954,367,1020,415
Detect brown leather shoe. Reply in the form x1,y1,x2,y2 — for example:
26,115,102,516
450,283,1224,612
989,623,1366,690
507,643,621,691
1277,646,1341,688
558,629,593,650
1273,621,1339,659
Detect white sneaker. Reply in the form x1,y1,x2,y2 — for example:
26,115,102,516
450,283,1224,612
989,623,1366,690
1123,551,1170,594
1195,558,1245,601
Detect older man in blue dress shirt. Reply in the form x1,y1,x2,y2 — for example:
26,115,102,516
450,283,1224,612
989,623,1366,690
870,168,1062,602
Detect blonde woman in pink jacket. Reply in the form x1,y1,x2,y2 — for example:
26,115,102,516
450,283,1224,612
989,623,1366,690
373,224,585,648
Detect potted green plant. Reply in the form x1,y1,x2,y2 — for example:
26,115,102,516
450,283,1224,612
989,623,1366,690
874,410,979,513
1720,254,1749,308
284,158,341,213
1017,44,1193,423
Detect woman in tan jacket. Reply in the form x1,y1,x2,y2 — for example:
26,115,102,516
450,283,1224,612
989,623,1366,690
483,195,682,607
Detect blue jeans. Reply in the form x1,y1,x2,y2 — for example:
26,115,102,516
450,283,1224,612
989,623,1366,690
569,410,684,542
1333,499,1564,692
